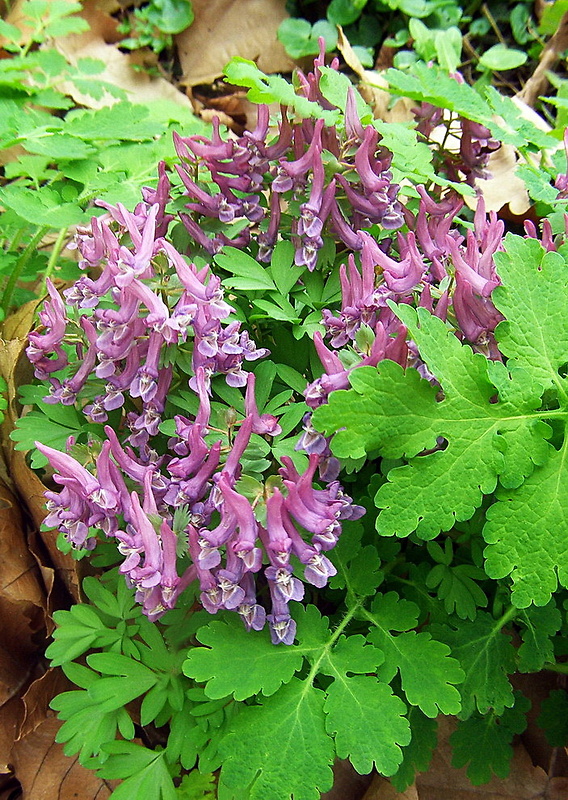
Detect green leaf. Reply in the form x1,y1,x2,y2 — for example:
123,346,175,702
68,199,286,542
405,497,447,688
326,0,368,25
324,676,410,775
318,66,373,123
450,693,530,784
537,689,568,746
478,44,528,71
64,102,164,141
182,617,304,700
223,57,339,126
176,771,216,799
215,247,276,290
367,593,464,717
269,240,305,296
426,562,488,620
148,0,194,34
97,744,176,800
314,304,551,540
390,708,437,792
11,403,92,468
277,18,338,59
432,612,516,719
516,602,562,672
218,680,334,800
493,236,568,392
0,184,90,228
51,687,134,763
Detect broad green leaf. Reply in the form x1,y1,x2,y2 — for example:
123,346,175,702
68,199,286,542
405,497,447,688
537,689,568,746
483,451,568,607
432,612,516,719
148,0,194,33
182,617,304,700
516,602,562,671
219,680,334,800
493,236,568,391
64,102,164,141
478,44,528,71
324,676,410,775
450,693,530,784
314,306,551,540
277,18,338,59
367,593,463,717
391,708,438,792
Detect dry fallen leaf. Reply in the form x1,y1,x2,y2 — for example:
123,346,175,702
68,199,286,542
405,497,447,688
51,5,194,110
336,29,415,123
0,309,82,605
0,696,24,774
17,670,69,742
176,0,295,87
364,717,566,800
11,717,116,800
363,777,419,800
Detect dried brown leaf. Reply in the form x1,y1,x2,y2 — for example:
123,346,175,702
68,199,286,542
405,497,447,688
336,29,414,123
18,670,69,741
0,478,45,620
52,14,193,110
0,697,24,774
363,777,419,800
176,0,294,88
0,311,82,606
11,717,116,800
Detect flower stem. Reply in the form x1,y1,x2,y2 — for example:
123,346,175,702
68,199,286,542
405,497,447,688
39,226,69,296
1,225,50,313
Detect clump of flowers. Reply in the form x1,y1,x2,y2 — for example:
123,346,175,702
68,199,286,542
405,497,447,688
27,180,366,644
172,48,404,270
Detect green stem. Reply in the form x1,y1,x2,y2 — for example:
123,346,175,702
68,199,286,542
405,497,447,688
5,227,26,254
494,605,517,631
1,225,50,313
39,226,68,295
543,662,568,674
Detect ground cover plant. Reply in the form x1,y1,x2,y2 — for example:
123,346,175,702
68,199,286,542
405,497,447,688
3,1,568,799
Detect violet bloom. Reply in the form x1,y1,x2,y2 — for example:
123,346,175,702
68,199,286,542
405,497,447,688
27,280,69,379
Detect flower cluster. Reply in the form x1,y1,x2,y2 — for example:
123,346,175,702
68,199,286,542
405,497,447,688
172,47,404,271
28,188,363,643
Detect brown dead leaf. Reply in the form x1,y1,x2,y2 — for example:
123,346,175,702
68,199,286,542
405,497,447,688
363,777,419,800
18,670,69,742
176,0,295,88
0,478,45,624
11,717,116,800
321,759,373,800
468,145,531,216
0,309,82,606
336,29,415,123
364,717,563,800
52,12,193,110
0,697,24,774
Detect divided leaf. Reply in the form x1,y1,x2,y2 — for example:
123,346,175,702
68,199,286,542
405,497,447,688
314,306,550,540
367,592,464,717
324,676,410,776
218,680,335,800
182,617,304,700
390,708,438,792
432,612,516,719
450,693,530,785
